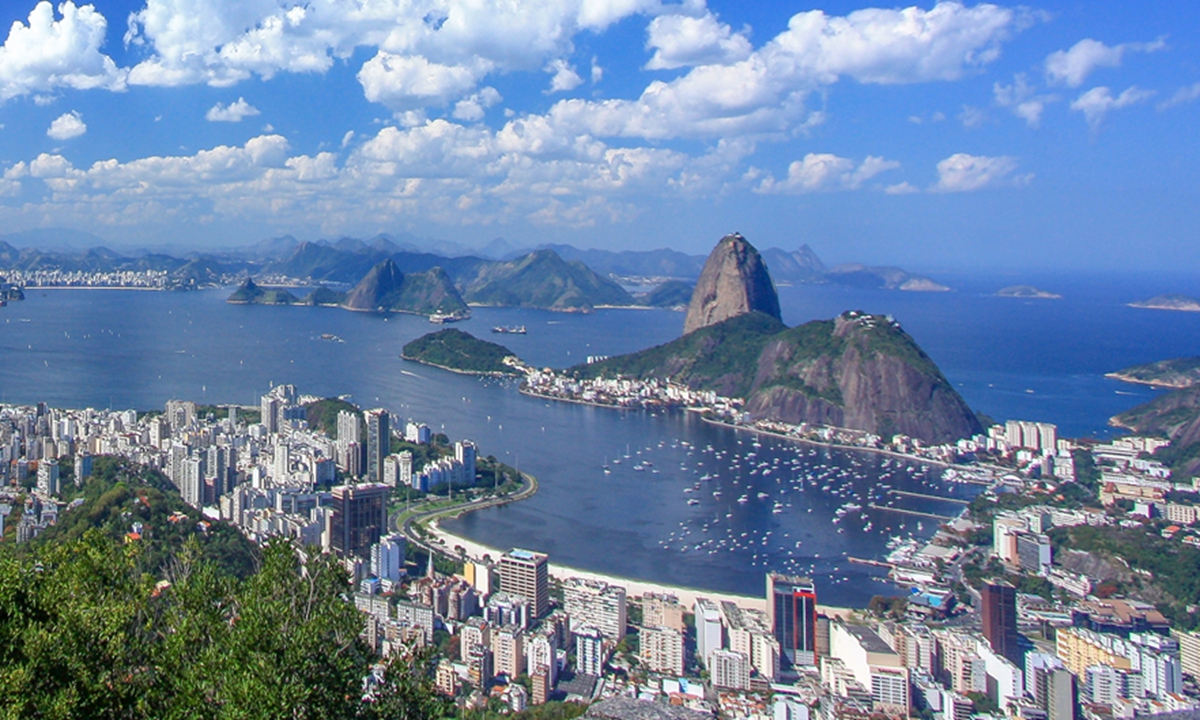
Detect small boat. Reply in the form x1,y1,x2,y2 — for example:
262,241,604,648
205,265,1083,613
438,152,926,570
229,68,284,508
687,498,699,506
492,325,527,334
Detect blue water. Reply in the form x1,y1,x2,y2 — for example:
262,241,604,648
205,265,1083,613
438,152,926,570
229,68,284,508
2,271,1198,604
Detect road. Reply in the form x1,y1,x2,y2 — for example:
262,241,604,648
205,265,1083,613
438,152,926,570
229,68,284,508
394,472,538,558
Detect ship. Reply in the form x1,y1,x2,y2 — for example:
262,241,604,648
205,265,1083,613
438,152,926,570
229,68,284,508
492,325,527,334
429,311,469,324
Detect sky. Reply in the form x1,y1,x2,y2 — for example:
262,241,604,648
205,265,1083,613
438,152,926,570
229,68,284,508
0,0,1197,270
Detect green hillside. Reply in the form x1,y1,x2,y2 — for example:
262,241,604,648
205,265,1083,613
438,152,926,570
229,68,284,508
402,329,519,375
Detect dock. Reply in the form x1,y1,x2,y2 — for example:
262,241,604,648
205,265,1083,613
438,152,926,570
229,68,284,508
888,489,971,504
867,503,955,521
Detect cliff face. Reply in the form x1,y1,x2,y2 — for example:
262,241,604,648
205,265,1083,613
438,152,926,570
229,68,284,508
745,313,981,444
578,311,981,444
684,234,781,334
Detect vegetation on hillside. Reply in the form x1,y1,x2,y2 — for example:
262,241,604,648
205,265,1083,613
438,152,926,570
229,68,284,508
0,461,452,718
462,249,634,312
402,329,519,375
640,280,693,308
304,397,363,438
1108,356,1200,389
226,277,299,305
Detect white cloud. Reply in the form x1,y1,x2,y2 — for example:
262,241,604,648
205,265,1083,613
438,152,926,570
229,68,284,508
545,59,584,94
1044,37,1166,88
590,57,603,84
358,53,490,109
341,130,355,148
993,73,1056,127
1070,85,1154,129
885,181,919,195
46,110,87,140
0,1,126,101
933,153,1028,192
958,105,986,128
205,97,260,122
645,11,752,70
754,153,899,194
1159,82,1200,110
452,87,502,122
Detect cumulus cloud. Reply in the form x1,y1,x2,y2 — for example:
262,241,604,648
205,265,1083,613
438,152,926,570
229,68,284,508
205,97,260,122
754,154,899,194
0,121,756,234
645,11,752,70
0,1,126,101
46,110,87,140
1070,86,1154,129
933,153,1029,192
885,181,919,195
993,73,1056,127
1044,37,1166,88
452,87,502,122
545,59,584,94
358,53,490,109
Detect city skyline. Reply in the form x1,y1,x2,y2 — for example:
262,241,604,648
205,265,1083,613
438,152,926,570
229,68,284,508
0,0,1195,271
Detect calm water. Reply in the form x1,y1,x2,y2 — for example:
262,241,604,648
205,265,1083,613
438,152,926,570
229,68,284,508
2,271,1199,604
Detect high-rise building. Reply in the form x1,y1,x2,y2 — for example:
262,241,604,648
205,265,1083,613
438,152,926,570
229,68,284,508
575,626,607,676
694,598,723,668
36,458,60,496
499,548,549,619
982,579,1020,665
330,483,389,559
455,440,477,481
365,409,389,484
370,534,406,584
338,410,360,444
261,395,279,434
768,573,817,669
1046,668,1079,720
493,625,526,679
563,578,627,641
640,626,685,676
710,649,752,690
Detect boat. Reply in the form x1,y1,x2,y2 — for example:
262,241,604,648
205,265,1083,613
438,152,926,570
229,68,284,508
492,325,527,334
736,495,749,504
687,498,699,506
429,312,468,324
319,333,344,343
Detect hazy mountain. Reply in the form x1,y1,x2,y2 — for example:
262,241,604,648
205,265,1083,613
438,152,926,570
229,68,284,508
538,244,707,279
760,245,826,284
460,249,634,312
342,259,468,315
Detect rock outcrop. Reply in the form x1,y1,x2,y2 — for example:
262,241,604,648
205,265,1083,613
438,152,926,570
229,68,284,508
577,310,982,444
342,259,467,315
683,234,781,334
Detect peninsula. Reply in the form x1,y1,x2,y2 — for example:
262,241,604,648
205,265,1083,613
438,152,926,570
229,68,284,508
1107,356,1200,389
1129,293,1200,312
401,329,521,376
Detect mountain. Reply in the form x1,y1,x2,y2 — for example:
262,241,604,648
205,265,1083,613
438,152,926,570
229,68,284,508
640,280,694,309
577,310,982,444
1129,294,1200,312
226,277,299,305
824,263,950,292
683,234,781,335
759,245,950,292
761,245,826,284
1107,357,1200,389
460,249,634,312
540,244,708,279
1112,386,1200,478
300,286,347,306
265,241,388,284
342,259,467,315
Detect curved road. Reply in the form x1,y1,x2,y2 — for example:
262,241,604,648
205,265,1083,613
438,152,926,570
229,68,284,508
395,472,538,558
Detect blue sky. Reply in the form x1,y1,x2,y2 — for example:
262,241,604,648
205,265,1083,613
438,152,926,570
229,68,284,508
0,0,1197,270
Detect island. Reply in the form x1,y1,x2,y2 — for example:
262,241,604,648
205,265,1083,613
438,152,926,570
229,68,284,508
1107,356,1200,389
1129,293,1200,312
226,277,300,305
401,328,521,376
996,285,1062,299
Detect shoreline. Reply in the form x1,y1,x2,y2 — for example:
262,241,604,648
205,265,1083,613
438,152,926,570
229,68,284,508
400,356,519,379
1103,372,1188,390
700,416,952,469
427,520,768,612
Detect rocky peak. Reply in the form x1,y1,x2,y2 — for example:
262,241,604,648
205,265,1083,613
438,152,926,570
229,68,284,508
683,233,781,335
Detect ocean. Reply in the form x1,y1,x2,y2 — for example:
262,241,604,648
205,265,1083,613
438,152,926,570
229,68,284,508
2,271,1198,605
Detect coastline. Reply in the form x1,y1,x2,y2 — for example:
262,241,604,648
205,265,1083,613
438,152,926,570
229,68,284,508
400,355,519,378
1103,372,1189,390
427,519,768,612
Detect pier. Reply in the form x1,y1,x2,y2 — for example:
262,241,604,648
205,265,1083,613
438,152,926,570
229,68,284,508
867,502,955,521
888,489,971,504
